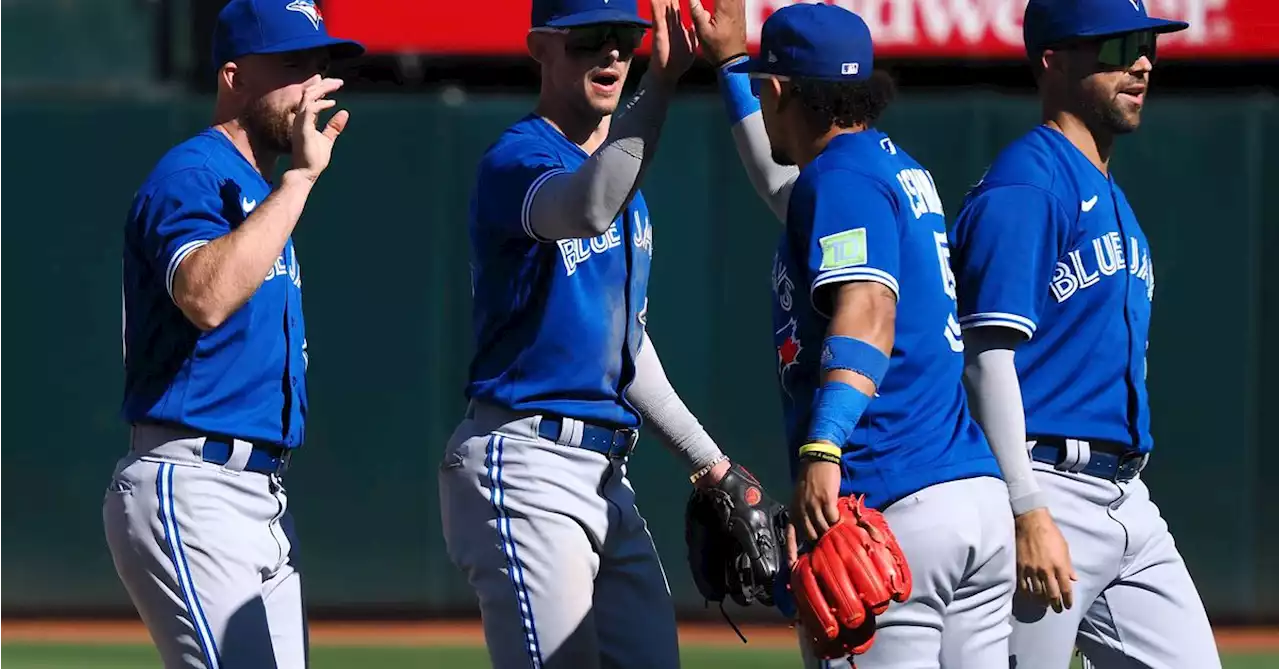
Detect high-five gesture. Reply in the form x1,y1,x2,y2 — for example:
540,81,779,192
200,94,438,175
648,0,697,88
290,75,349,182
690,0,749,65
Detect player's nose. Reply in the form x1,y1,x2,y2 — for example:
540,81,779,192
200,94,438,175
1130,55,1154,74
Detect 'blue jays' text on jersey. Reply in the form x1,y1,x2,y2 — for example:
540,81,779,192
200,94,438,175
773,130,1000,510
950,126,1155,454
467,115,653,429
122,128,308,447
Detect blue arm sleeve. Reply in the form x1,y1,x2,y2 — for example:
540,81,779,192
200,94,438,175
472,139,566,242
138,168,232,300
717,56,760,124
792,169,901,317
949,185,1071,339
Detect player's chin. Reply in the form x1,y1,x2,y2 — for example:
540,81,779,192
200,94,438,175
585,91,624,116
1107,108,1143,134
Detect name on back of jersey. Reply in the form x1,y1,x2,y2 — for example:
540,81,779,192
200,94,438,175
556,210,652,276
1052,232,1153,303
895,168,944,219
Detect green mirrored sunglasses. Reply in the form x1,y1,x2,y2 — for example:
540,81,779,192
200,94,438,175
1096,30,1158,68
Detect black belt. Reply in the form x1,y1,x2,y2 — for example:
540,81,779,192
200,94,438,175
1029,436,1145,483
538,416,637,460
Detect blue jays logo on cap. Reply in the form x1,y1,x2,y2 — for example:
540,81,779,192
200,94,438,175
285,0,323,30
726,3,872,82
1023,0,1189,57
531,0,651,29
213,0,365,67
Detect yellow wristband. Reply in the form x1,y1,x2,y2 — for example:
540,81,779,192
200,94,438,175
798,442,843,459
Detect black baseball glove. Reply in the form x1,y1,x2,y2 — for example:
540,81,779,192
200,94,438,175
686,462,789,608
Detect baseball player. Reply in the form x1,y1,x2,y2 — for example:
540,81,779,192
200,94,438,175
436,0,787,667
948,0,1221,667
690,1,1017,666
104,1,360,667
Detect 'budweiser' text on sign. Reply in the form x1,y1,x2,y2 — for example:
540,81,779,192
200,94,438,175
324,0,1277,58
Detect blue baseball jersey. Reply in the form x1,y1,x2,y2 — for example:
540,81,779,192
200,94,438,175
772,130,1000,510
122,128,307,447
466,114,653,429
950,126,1155,453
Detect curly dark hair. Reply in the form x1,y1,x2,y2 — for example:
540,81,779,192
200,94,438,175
785,69,897,130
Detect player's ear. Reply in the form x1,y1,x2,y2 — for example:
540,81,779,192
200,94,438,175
1040,48,1062,79
216,61,239,95
527,31,550,64
769,77,790,113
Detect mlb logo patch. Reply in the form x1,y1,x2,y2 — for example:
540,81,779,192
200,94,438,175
841,62,859,76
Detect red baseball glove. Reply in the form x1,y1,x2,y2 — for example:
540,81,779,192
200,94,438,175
791,495,912,660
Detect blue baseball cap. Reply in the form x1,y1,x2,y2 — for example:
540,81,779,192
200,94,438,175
726,3,872,82
1023,0,1189,57
531,0,651,29
212,0,365,68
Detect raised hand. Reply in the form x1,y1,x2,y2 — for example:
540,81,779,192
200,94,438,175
648,0,698,88
290,75,349,182
689,0,749,65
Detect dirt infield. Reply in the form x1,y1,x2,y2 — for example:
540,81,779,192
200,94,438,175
2,620,1275,652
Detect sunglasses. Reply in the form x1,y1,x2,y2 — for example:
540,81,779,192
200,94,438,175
537,24,648,55
1097,30,1157,67
748,73,791,98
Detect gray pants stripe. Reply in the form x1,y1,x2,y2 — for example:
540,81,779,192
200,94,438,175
156,462,220,668
488,435,545,668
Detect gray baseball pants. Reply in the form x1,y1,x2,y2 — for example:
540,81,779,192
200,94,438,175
437,401,680,669
103,424,305,669
1008,459,1221,668
799,475,1016,669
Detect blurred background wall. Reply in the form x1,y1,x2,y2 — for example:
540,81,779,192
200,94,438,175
2,0,1276,623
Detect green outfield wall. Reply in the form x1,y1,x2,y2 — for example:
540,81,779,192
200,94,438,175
2,93,1275,620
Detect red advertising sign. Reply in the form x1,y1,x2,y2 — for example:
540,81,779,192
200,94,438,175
324,0,1278,59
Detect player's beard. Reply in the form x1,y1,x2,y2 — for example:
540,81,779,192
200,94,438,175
771,148,796,166
1079,80,1141,135
242,96,293,153
1092,95,1140,134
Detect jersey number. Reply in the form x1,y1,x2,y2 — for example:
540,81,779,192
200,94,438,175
934,232,964,353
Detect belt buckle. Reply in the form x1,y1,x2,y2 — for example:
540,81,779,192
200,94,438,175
616,429,638,459
272,447,292,476
1113,451,1145,482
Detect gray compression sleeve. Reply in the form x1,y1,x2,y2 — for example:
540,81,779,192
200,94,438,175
730,112,798,222
526,76,669,241
626,332,726,474
962,327,1047,516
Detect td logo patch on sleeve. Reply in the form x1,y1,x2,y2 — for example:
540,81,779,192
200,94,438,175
819,228,868,271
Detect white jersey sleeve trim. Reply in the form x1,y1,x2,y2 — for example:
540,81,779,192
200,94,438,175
521,168,567,242
166,239,211,300
959,312,1036,339
811,267,900,301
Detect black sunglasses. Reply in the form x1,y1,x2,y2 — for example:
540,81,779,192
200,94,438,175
1096,30,1158,67
1055,30,1158,68
748,73,792,98
561,24,648,54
